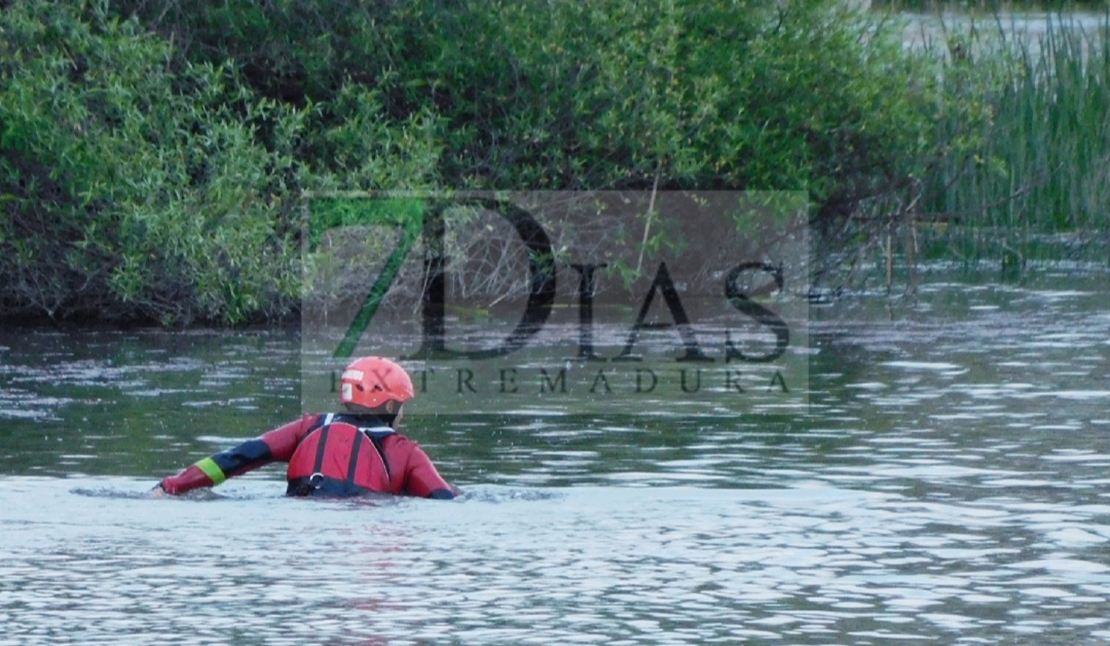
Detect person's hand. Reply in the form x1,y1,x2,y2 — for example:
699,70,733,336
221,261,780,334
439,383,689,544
146,482,170,498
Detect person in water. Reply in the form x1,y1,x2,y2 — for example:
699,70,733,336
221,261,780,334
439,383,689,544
153,356,457,499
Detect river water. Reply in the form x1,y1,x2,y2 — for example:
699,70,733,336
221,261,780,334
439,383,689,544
3,269,1110,644
897,9,1107,59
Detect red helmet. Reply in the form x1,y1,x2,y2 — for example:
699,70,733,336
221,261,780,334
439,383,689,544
339,357,415,410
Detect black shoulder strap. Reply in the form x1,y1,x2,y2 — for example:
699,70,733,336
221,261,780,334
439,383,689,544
308,413,336,474
306,412,334,434
312,426,331,474
345,429,365,488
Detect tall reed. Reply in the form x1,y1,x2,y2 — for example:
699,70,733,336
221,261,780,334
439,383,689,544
922,11,1110,263
875,1,1108,12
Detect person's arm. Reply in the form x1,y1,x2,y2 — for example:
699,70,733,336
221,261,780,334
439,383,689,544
157,414,318,495
393,438,458,500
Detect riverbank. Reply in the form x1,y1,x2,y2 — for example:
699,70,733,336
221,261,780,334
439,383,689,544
2,0,1107,324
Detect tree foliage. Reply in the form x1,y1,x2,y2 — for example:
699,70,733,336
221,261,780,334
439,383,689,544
0,0,438,322
1,0,945,323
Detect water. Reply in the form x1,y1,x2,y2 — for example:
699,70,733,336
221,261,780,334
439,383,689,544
898,10,1107,56
3,270,1110,644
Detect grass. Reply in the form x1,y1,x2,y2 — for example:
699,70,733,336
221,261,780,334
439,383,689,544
916,10,1110,266
874,0,1109,12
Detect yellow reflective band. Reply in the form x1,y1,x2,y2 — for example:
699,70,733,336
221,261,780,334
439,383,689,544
195,457,227,486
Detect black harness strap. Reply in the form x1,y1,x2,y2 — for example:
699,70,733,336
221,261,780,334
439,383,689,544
312,426,330,475
346,428,365,488
288,415,396,497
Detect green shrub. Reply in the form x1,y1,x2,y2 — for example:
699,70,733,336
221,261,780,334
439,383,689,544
1,0,961,321
376,0,941,206
114,0,940,198
0,0,303,322
0,0,441,323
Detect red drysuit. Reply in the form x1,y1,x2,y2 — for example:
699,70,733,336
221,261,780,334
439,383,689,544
159,413,456,499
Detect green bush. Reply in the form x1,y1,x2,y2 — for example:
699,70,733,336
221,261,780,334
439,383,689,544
1,0,956,322
0,0,440,323
116,0,939,197
368,0,940,204
0,0,303,322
